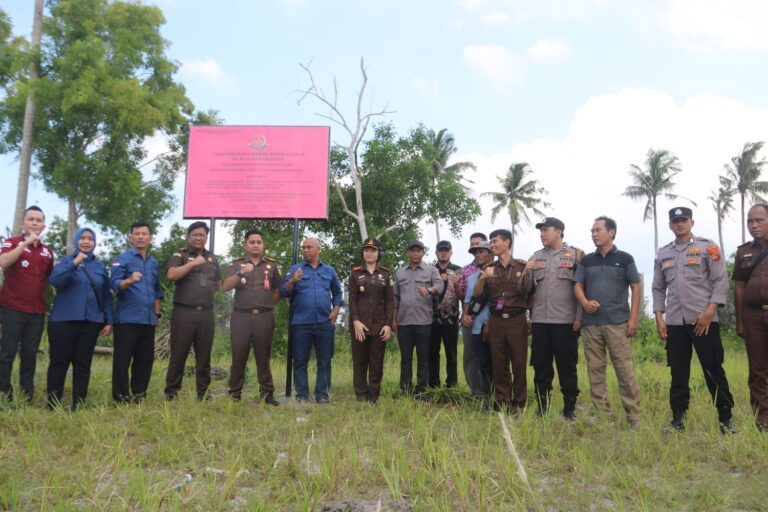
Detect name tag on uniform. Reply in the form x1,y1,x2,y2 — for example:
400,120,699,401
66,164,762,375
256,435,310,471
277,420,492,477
686,258,700,266
559,261,574,268
661,259,674,269
687,247,701,255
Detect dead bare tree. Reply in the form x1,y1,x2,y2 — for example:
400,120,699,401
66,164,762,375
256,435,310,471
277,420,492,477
295,58,394,242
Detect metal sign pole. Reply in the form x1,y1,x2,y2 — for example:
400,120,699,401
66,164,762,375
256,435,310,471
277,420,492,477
284,218,300,397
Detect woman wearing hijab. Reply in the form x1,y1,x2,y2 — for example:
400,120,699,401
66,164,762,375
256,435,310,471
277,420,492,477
47,227,113,409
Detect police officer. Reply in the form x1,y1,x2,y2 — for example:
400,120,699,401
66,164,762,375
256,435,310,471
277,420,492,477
222,229,282,405
652,207,735,433
164,221,221,401
348,238,394,403
110,221,163,403
520,217,583,421
473,229,529,413
734,203,768,433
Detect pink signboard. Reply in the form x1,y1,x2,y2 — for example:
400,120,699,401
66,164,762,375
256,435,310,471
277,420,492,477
183,125,330,219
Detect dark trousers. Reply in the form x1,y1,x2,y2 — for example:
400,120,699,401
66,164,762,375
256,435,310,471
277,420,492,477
46,321,101,409
397,324,431,393
429,322,459,387
292,322,335,401
164,308,215,398
351,333,387,401
112,323,156,402
462,326,482,395
487,315,528,409
228,311,275,397
531,323,580,412
471,330,493,397
743,308,768,425
666,323,733,421
0,307,45,400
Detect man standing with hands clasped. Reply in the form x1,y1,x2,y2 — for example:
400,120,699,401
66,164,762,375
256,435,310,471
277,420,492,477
653,207,735,434
574,216,642,428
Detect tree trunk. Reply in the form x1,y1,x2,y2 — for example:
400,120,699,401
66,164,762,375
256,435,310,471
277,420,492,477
652,197,658,252
740,193,746,244
433,215,441,242
11,0,44,234
508,218,516,256
66,198,78,253
717,215,724,252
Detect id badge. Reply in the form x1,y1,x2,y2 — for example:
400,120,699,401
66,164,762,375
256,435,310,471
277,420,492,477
495,296,505,311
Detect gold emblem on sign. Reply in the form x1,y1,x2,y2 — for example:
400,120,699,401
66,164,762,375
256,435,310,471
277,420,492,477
249,134,268,150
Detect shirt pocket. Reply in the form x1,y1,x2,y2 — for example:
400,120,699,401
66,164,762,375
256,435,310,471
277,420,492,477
557,267,574,281
683,257,704,279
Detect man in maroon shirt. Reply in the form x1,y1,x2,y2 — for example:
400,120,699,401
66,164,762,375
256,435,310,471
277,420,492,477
0,206,55,401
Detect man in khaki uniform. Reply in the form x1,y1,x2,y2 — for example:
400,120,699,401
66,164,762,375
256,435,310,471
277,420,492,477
652,207,735,433
473,228,529,413
222,229,282,405
734,203,768,433
164,221,221,401
520,217,584,421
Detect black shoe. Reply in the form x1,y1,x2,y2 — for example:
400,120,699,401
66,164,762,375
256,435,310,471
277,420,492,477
263,393,279,406
229,394,242,402
665,417,685,432
757,422,768,433
534,408,548,419
719,419,737,435
165,394,177,402
563,410,577,422
196,393,211,402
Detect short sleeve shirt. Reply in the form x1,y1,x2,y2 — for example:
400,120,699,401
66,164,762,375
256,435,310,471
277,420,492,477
226,257,282,309
574,246,640,326
733,237,768,306
167,247,221,307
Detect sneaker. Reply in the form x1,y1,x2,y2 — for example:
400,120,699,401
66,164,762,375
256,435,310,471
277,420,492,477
719,420,737,435
295,396,310,403
316,397,330,405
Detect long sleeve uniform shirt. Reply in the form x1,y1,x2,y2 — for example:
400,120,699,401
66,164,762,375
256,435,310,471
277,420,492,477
393,263,443,326
49,254,114,324
465,270,489,334
652,236,728,325
110,248,163,326
520,243,583,324
347,265,394,334
279,260,343,325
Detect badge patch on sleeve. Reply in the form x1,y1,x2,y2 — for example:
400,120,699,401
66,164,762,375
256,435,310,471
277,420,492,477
661,259,674,269
706,244,721,261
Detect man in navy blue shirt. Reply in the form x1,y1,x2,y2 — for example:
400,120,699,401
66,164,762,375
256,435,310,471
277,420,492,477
280,237,343,403
110,221,163,403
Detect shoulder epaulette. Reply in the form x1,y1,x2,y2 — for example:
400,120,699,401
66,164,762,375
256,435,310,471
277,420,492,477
695,236,713,244
263,256,276,263
737,241,753,249
377,265,390,272
515,258,527,266
352,265,362,271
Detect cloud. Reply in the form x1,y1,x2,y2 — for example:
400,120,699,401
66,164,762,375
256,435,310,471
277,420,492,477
422,89,768,299
463,44,526,85
659,0,768,52
409,78,441,101
179,58,236,90
525,38,572,63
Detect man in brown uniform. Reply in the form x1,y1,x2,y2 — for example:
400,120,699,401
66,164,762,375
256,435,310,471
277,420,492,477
348,238,394,403
734,203,768,432
222,229,282,405
474,228,529,412
164,221,221,401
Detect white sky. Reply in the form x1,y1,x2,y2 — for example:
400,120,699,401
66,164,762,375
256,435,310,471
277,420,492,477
2,0,768,304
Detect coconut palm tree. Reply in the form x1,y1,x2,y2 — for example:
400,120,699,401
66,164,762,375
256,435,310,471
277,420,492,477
623,148,694,252
481,162,549,255
724,141,768,243
708,176,736,251
426,128,476,241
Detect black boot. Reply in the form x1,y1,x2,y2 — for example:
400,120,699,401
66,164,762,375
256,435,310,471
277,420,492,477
718,407,736,434
263,392,279,406
666,411,685,432
563,396,577,422
534,391,550,418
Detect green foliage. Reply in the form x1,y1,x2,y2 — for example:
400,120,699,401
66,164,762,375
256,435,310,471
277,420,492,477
0,0,196,238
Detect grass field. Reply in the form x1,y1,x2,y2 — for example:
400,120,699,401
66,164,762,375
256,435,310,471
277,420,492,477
1,335,766,511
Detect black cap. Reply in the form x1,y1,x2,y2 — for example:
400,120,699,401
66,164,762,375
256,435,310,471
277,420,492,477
436,240,452,251
407,240,425,251
535,217,565,231
468,241,491,254
669,207,693,221
362,238,381,251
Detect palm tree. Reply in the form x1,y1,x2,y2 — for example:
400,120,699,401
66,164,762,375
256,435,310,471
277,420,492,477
481,162,549,255
708,176,736,251
426,128,476,241
725,141,768,243
623,148,694,251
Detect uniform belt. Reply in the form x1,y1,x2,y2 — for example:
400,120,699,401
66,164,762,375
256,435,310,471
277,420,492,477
173,302,213,311
490,308,527,319
234,306,273,315
746,303,768,311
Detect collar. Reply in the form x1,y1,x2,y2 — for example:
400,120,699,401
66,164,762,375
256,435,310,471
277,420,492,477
594,245,618,256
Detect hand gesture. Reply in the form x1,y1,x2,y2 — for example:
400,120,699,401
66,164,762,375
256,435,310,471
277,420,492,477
23,231,40,247
417,287,430,297
583,300,600,314
483,266,495,278
130,272,143,284
240,262,255,275
73,252,88,266
190,255,206,267
291,268,304,283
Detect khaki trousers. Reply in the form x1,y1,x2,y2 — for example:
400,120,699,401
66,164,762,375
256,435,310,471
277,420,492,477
582,323,640,422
